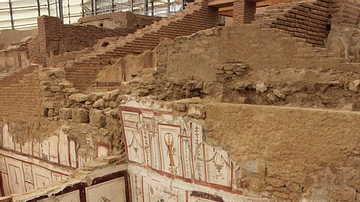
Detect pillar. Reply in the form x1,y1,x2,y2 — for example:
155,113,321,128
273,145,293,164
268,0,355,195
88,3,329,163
233,0,256,25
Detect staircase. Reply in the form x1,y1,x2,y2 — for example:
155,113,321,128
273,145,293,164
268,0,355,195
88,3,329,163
253,0,331,47
62,0,219,92
253,2,301,26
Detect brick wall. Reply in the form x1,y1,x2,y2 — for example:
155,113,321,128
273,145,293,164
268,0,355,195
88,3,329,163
0,65,42,121
78,12,162,29
233,0,257,25
269,0,332,46
28,14,153,67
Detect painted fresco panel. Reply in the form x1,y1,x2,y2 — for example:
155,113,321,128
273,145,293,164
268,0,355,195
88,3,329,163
69,139,77,168
32,140,40,158
122,111,140,123
120,99,273,202
49,135,59,163
40,140,50,161
1,173,10,196
140,123,151,167
25,181,34,192
204,145,232,188
124,127,144,164
0,152,71,196
181,137,192,179
159,124,182,176
85,177,127,202
15,142,21,152
191,123,206,182
0,155,6,173
150,132,161,170
142,177,183,202
6,157,25,194
23,162,33,183
130,172,144,202
33,165,52,189
59,132,70,166
52,172,62,183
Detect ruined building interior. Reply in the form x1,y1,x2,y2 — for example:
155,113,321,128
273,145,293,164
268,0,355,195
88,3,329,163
0,0,360,201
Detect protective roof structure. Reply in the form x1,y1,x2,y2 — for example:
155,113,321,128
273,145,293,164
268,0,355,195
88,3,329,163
0,0,181,30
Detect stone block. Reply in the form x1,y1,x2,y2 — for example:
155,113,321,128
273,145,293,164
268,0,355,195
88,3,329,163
90,109,106,128
255,83,268,93
103,92,112,101
59,108,72,120
93,99,105,109
349,80,360,93
72,108,89,123
69,93,88,103
88,92,104,102
46,69,65,79
110,89,120,100
187,104,206,119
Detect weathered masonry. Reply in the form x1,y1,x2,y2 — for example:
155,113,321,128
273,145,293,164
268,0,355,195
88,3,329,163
1,0,360,201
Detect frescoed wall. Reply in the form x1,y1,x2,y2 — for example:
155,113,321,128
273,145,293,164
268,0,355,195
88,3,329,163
0,152,71,196
120,99,272,202
0,123,111,196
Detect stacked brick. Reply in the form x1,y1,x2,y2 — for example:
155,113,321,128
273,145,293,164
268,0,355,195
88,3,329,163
63,0,219,92
268,0,332,46
0,65,36,87
77,12,130,26
233,0,256,25
28,15,154,67
78,12,162,29
0,65,42,120
28,17,48,66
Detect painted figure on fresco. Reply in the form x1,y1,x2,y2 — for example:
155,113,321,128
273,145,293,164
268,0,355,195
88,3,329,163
164,133,175,167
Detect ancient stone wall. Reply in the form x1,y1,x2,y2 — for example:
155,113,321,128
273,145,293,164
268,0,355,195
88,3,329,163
0,66,42,121
205,103,360,201
28,15,144,67
269,0,331,46
1,1,360,201
111,25,349,81
77,11,162,29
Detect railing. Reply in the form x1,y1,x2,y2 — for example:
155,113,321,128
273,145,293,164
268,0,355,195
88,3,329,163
0,0,183,30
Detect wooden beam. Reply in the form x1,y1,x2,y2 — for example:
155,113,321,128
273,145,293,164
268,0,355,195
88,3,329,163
219,10,233,17
219,6,233,12
208,0,235,7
